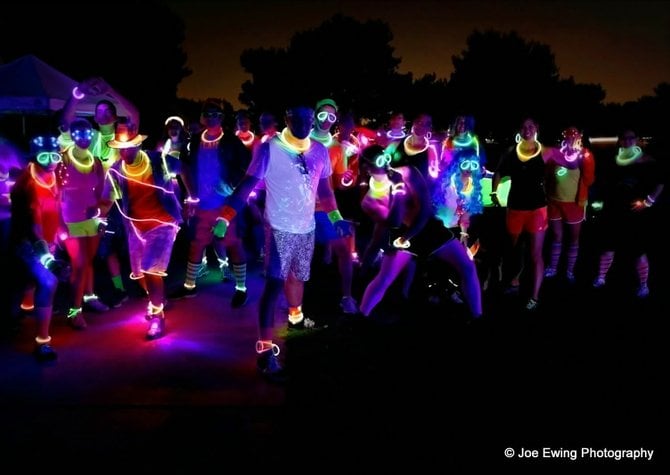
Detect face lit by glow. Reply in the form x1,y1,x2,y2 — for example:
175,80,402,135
459,159,480,174
236,115,252,132
36,152,62,170
411,114,432,138
71,125,94,149
166,120,183,140
519,119,538,141
619,131,637,147
119,146,141,162
95,103,116,126
286,107,315,139
316,105,337,131
454,116,468,135
389,113,405,131
201,109,223,128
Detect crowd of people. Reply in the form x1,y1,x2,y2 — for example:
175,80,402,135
0,77,665,384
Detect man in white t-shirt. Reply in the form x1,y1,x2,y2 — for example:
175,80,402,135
213,104,351,382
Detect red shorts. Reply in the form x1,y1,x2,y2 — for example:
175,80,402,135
547,200,586,224
506,207,548,235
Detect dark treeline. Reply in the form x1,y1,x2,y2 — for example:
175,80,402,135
1,3,667,154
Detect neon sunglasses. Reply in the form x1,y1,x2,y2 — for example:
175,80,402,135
316,111,337,123
37,152,63,166
374,153,392,168
459,159,480,171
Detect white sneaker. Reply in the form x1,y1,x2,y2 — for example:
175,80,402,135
340,296,359,314
593,277,606,288
636,285,650,298
544,267,557,278
83,295,109,313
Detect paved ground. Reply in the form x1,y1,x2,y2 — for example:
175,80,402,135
1,210,665,470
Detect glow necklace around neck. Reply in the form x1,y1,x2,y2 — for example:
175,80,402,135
67,147,94,172
311,131,333,147
403,135,429,156
616,146,642,166
201,129,224,144
122,151,150,177
387,129,406,140
29,163,56,190
516,140,542,161
452,133,480,155
279,128,311,153
236,130,256,147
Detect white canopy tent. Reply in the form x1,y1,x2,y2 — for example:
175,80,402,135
0,55,130,135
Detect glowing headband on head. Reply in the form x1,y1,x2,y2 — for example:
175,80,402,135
164,116,185,127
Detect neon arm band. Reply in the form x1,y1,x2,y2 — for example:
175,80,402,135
327,209,343,224
219,205,237,222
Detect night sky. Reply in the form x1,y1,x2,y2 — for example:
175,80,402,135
167,0,669,107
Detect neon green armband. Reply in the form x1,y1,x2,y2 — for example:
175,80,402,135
327,209,343,224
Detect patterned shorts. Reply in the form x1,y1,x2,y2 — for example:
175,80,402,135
127,223,178,278
265,224,315,281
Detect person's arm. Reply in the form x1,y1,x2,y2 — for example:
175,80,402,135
634,183,664,211
99,167,120,217
317,175,352,237
490,171,502,207
212,141,268,237
582,149,596,188
89,77,140,128
490,150,510,207
458,211,471,244
330,145,352,190
176,140,197,211
400,167,431,242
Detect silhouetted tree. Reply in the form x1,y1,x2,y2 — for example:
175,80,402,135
240,14,404,119
448,30,565,140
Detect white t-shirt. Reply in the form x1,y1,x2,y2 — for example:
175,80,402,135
247,137,331,233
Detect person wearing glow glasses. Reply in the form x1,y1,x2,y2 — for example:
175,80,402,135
310,98,359,315
211,104,352,383
358,145,483,321
8,135,70,362
58,118,110,330
36,151,63,166
441,115,486,172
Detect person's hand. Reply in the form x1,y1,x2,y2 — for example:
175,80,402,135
86,206,101,219
333,219,353,238
459,231,469,245
392,236,410,249
212,218,229,238
340,169,355,187
631,199,651,212
96,217,108,234
490,193,501,207
86,77,108,95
